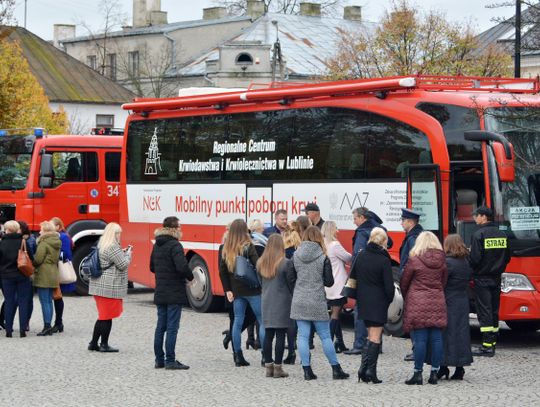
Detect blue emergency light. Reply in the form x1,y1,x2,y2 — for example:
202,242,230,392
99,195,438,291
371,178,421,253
34,128,44,137
0,130,7,136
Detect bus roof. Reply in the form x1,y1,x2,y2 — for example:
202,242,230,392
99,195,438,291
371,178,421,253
123,76,540,114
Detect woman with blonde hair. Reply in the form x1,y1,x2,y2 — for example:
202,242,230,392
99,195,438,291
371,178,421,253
258,234,294,378
351,227,394,384
219,218,265,367
282,224,301,259
291,226,349,380
33,221,61,336
321,221,352,353
437,234,473,381
401,231,448,385
88,222,132,352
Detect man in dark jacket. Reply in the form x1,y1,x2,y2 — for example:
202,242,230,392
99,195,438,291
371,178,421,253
150,216,194,370
304,203,325,229
399,208,424,277
469,206,510,357
263,209,288,237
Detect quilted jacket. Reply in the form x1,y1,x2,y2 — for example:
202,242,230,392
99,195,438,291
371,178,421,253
401,248,448,333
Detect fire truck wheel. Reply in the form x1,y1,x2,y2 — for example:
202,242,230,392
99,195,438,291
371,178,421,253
505,320,540,332
187,255,220,313
72,241,95,296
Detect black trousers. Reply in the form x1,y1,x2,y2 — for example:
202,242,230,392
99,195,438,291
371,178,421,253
474,278,501,331
264,328,286,364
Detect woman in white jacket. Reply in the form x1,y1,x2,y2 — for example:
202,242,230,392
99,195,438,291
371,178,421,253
322,221,352,353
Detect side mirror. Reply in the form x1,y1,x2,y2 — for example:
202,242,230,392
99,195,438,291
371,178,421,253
464,130,515,182
39,153,53,188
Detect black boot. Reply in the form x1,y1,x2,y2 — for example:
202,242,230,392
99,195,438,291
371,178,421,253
331,363,350,380
405,371,423,385
234,351,250,367
303,366,317,380
364,341,382,384
428,370,438,385
37,324,53,336
283,351,296,365
451,367,465,380
334,321,349,353
358,344,369,382
222,330,231,350
51,323,64,333
437,366,450,380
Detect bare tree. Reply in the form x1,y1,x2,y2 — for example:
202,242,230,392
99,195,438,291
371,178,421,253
0,0,15,25
213,0,345,16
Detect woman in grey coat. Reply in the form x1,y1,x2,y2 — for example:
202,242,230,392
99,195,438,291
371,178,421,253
259,235,295,379
290,226,349,381
88,222,131,353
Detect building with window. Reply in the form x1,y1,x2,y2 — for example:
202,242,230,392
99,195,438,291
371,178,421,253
57,0,368,96
2,26,135,134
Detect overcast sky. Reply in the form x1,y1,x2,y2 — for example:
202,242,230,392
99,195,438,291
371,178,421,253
12,0,515,40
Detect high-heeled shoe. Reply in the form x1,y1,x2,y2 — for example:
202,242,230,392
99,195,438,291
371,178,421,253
222,330,231,350
428,370,438,385
334,342,349,354
283,351,296,365
246,338,260,350
450,367,465,380
51,323,64,333
436,366,450,380
405,371,423,385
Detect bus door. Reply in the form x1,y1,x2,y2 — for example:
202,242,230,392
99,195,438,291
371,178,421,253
34,149,99,227
406,164,443,241
246,185,273,228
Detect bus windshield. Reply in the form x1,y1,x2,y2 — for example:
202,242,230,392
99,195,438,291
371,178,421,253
485,107,540,241
0,135,34,190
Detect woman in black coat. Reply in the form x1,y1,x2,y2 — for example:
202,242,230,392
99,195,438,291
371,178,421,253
350,227,394,384
438,234,473,380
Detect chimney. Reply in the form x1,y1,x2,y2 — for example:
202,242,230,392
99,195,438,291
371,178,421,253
299,2,321,17
149,10,168,25
203,7,227,20
247,0,265,20
343,6,361,21
53,24,76,48
133,0,147,27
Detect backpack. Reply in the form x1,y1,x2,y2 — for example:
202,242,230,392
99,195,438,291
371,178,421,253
80,246,104,279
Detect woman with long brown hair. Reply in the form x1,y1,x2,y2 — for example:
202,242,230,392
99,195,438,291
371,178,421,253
258,234,294,378
219,218,265,367
437,234,473,381
290,226,349,381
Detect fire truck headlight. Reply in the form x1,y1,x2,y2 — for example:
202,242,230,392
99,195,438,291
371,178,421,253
501,273,535,293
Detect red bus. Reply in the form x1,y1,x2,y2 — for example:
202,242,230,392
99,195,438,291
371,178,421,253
0,129,122,294
120,76,540,332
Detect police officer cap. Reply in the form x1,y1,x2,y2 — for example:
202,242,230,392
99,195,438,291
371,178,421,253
401,208,421,220
304,202,320,212
473,206,493,218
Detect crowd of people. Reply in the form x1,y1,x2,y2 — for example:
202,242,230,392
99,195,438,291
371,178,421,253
0,203,510,383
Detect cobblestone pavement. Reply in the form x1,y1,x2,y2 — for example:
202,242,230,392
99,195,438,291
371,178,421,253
2,289,540,407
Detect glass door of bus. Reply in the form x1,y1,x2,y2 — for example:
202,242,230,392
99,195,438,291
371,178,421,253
406,164,443,240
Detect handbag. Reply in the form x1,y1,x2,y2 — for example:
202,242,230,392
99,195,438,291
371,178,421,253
17,239,35,277
340,277,357,299
58,256,77,284
233,247,260,289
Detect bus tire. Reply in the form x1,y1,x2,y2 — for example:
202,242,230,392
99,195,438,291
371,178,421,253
72,240,95,296
187,255,220,313
505,320,540,332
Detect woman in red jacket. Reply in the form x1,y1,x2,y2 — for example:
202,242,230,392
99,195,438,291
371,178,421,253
401,231,448,385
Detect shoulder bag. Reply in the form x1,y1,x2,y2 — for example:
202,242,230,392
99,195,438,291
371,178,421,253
233,246,260,289
17,239,35,277
58,253,77,284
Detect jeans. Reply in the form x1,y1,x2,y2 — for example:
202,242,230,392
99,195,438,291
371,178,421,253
2,276,32,332
412,328,443,372
37,288,54,325
353,304,368,350
232,295,265,353
297,320,338,367
154,304,182,364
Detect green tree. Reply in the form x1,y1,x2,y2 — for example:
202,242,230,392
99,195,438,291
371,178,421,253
326,0,513,79
0,0,15,24
0,40,67,133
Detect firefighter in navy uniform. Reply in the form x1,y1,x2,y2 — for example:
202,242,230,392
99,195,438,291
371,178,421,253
469,206,511,357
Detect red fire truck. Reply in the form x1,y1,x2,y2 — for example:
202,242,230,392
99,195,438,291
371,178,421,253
119,76,540,334
0,128,122,294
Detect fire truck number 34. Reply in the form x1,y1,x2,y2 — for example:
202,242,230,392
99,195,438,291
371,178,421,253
107,185,119,197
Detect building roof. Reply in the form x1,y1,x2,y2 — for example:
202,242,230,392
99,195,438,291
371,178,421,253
1,26,136,104
178,13,375,77
61,15,252,44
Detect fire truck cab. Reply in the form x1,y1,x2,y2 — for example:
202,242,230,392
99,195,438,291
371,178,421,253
0,128,122,294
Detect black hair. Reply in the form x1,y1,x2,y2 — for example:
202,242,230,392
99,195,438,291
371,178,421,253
163,216,179,228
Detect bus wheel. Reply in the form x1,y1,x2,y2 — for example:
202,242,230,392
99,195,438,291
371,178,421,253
384,266,404,337
505,320,540,332
72,241,94,296
187,255,220,313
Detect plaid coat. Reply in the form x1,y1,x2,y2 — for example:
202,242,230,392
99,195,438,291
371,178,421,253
89,243,131,299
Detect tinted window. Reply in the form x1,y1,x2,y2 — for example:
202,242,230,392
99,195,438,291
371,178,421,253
127,107,431,183
51,152,98,187
105,152,121,182
416,103,481,160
